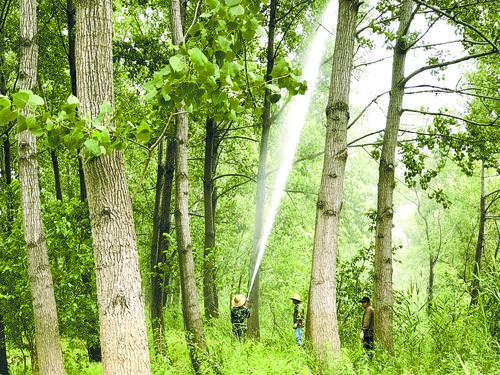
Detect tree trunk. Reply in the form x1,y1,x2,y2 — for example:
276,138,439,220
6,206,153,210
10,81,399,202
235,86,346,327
373,0,414,352
203,117,219,320
50,150,63,200
306,0,359,358
247,0,278,340
158,139,176,308
65,0,87,202
75,0,151,373
170,0,208,372
151,142,166,353
470,163,486,306
0,316,8,375
17,0,66,373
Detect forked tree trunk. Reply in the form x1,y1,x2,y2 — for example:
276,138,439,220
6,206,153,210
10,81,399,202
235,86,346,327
75,0,151,373
373,0,414,352
248,0,278,340
170,0,208,372
470,163,486,305
203,117,219,320
306,0,359,358
17,0,66,373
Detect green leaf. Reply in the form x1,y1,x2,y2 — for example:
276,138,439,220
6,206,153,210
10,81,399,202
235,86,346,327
188,48,209,68
270,93,281,103
12,91,30,109
63,95,79,113
0,108,16,125
84,139,102,157
99,102,113,115
27,93,44,107
229,4,244,17
0,96,10,110
225,0,241,5
169,55,186,73
136,121,152,143
25,114,37,130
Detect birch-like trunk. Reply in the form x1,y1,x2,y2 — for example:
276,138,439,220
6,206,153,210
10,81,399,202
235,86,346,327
170,0,208,372
374,0,414,352
75,0,151,373
17,0,66,373
306,0,359,358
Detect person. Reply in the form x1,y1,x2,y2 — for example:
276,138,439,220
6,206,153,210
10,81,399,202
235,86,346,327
359,296,374,351
291,293,305,346
230,294,250,341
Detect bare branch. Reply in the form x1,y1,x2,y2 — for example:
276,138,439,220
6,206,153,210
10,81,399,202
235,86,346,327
348,90,390,128
403,108,499,127
412,0,499,51
403,50,498,85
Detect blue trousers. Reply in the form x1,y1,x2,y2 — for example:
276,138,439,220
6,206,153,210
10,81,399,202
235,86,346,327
294,327,303,346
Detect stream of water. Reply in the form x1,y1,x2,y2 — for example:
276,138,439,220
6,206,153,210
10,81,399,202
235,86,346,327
248,0,338,296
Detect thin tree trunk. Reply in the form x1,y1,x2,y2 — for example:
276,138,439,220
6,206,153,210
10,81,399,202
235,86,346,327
470,163,486,306
373,0,414,352
306,0,359,358
170,0,208,372
159,139,176,308
17,0,66,373
151,142,166,353
0,315,8,375
248,0,278,340
50,150,63,200
65,0,86,202
203,117,219,320
75,0,151,373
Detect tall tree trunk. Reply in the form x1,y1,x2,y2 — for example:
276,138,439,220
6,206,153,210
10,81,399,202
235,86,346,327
50,150,63,200
17,0,66,373
159,139,176,308
247,0,278,340
306,0,359,358
65,0,87,202
151,142,166,353
170,0,208,372
203,117,219,320
470,163,486,306
75,0,151,373
373,0,414,352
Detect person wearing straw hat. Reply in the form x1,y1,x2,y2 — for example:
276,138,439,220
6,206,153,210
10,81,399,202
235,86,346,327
230,294,250,341
291,293,305,346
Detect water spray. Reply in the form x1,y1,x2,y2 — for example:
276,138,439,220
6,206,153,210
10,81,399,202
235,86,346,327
247,0,338,296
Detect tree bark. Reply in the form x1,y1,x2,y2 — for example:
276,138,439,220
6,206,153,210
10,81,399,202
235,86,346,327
470,163,486,305
306,0,359,358
75,0,151,373
151,142,166,353
170,0,208,372
247,0,278,340
17,0,66,373
203,117,219,320
50,150,63,200
373,0,414,352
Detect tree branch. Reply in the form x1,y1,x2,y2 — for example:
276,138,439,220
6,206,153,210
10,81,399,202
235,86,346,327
402,108,499,127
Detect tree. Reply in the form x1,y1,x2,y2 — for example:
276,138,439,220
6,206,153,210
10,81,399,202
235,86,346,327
16,0,66,373
306,0,360,358
74,0,151,372
170,0,208,371
373,0,414,351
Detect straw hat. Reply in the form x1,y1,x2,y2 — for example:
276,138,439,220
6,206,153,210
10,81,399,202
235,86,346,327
232,294,246,308
290,293,302,302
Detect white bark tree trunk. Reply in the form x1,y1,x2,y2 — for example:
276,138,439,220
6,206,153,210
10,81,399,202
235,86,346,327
75,0,151,373
306,0,360,358
17,0,66,373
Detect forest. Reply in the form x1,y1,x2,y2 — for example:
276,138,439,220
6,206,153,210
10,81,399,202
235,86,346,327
0,0,498,374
